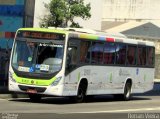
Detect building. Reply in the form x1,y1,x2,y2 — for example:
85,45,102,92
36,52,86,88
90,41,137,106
0,0,35,86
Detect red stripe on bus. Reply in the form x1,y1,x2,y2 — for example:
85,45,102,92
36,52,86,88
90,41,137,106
106,37,115,42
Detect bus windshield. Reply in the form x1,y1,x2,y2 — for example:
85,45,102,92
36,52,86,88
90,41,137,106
12,39,64,74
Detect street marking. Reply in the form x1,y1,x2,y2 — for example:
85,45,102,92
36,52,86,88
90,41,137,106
62,107,160,114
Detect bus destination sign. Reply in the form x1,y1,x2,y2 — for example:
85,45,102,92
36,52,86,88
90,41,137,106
17,31,65,40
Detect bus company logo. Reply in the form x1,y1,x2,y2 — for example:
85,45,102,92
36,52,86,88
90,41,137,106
31,80,34,84
119,69,130,76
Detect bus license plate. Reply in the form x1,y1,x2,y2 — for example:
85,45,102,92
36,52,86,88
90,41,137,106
27,89,37,94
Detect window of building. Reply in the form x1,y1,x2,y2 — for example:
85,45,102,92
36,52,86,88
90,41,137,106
103,42,116,64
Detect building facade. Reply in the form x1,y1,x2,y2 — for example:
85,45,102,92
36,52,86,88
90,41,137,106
0,0,35,86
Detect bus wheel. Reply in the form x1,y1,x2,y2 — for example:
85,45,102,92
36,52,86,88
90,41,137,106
123,81,132,101
75,83,87,103
113,81,132,101
28,94,42,102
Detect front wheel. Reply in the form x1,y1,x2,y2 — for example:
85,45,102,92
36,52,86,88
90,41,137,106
74,87,85,103
72,82,87,103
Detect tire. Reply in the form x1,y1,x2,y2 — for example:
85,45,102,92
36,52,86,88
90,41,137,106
28,94,42,102
113,81,132,101
76,87,85,103
123,82,132,101
74,83,87,103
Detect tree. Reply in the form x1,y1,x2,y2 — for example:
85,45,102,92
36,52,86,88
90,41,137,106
40,0,91,28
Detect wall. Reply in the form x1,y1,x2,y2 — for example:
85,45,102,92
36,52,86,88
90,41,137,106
0,0,25,49
34,0,50,27
0,0,35,85
102,0,160,21
25,0,35,27
75,0,103,30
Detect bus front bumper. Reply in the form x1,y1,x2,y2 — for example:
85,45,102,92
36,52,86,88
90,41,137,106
9,81,64,96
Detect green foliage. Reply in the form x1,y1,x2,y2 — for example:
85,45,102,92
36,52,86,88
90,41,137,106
40,0,91,28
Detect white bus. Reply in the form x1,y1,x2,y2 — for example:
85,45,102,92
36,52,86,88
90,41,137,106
9,27,155,102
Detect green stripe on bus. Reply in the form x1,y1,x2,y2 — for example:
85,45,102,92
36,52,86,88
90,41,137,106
18,28,68,34
78,72,80,81
79,34,99,40
13,73,56,86
109,73,112,82
144,74,146,81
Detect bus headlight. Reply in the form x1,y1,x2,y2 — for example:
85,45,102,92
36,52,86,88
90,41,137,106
51,77,62,86
9,72,16,83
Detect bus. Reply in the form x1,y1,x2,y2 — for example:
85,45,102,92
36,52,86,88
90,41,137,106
9,27,155,102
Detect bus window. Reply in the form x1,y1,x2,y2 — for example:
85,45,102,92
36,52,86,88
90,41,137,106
147,47,155,66
104,42,116,64
80,41,91,63
67,46,78,65
37,43,63,64
116,44,127,65
12,41,35,67
137,46,146,66
90,42,104,64
127,45,136,65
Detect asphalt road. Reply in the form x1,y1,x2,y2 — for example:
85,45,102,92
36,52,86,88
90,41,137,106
0,93,160,119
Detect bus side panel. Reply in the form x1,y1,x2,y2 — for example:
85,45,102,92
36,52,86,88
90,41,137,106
63,66,154,96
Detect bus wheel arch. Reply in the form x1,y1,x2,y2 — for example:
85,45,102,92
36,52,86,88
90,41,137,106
75,78,88,103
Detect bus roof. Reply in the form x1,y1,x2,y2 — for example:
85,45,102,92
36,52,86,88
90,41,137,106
17,27,155,47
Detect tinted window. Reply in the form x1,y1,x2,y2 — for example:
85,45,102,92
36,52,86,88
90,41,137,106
80,41,91,63
116,44,127,65
68,39,80,65
90,42,104,64
127,45,136,65
137,46,146,66
104,42,116,64
147,47,155,66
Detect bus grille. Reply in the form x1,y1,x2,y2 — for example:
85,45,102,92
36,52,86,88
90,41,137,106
18,85,46,93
